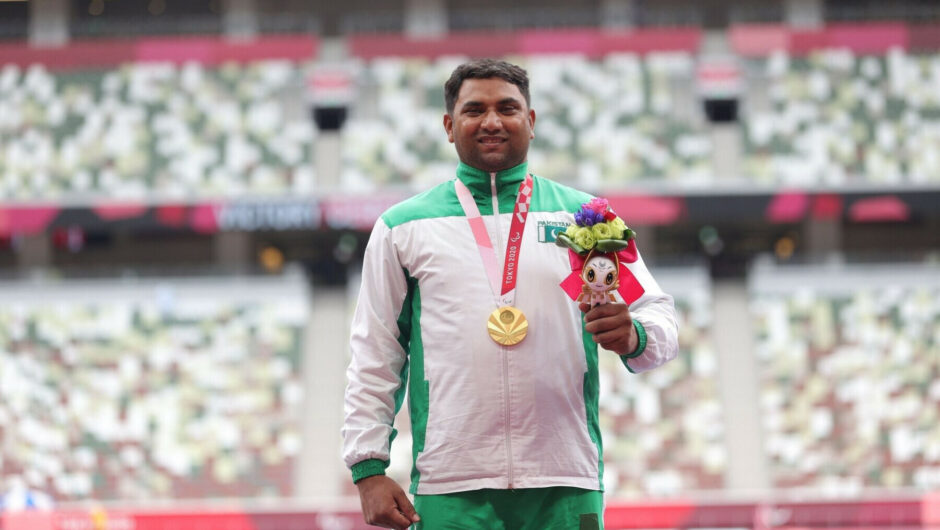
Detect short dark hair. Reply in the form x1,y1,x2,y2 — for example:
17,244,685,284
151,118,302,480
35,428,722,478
444,59,531,115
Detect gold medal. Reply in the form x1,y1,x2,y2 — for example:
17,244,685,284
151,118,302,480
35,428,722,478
487,306,528,346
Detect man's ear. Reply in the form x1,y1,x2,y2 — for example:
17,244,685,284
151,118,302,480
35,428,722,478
443,113,455,143
529,109,536,139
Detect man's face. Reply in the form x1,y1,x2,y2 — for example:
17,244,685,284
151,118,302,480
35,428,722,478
443,78,536,173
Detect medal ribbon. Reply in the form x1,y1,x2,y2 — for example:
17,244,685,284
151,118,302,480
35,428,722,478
455,173,533,307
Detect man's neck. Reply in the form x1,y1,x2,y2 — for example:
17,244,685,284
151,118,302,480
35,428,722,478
456,161,528,195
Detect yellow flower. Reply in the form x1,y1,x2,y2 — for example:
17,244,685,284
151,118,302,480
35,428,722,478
572,227,596,250
565,224,580,239
592,222,613,240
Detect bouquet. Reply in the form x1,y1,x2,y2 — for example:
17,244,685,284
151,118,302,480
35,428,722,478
555,198,635,255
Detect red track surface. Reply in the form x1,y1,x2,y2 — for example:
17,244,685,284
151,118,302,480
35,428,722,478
2,494,936,530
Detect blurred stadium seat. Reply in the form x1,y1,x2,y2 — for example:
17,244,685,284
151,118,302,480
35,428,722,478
0,272,309,501
744,49,940,186
750,261,940,493
0,60,316,201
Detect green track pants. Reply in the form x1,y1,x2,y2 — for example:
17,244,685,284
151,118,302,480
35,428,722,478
413,487,604,530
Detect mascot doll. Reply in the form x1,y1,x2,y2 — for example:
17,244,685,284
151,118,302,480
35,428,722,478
556,198,644,308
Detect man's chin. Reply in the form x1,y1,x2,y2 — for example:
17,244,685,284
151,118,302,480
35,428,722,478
457,148,525,172
473,154,516,173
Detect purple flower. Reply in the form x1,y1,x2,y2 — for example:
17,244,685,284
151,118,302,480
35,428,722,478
575,208,605,227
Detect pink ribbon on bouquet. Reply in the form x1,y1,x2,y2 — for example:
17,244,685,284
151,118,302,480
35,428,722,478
559,238,645,305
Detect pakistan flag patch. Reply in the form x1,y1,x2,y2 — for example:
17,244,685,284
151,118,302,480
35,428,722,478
537,221,568,243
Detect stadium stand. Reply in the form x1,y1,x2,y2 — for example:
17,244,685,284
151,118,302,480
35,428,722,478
0,272,309,501
2,23,938,199
750,261,940,493
16,26,940,197
743,49,940,187
3,6,940,525
0,59,316,201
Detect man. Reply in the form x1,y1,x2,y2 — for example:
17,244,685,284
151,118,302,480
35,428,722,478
343,59,678,529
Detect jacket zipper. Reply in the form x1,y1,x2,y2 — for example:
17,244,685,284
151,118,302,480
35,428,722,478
491,172,514,489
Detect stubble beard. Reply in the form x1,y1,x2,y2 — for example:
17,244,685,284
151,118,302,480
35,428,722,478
457,141,525,173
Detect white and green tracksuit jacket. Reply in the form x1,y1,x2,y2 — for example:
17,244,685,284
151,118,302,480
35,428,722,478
343,161,678,495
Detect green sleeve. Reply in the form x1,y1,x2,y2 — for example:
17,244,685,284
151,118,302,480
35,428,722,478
619,320,648,373
351,458,389,483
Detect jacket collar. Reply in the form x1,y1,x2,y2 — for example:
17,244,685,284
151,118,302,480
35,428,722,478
455,161,528,197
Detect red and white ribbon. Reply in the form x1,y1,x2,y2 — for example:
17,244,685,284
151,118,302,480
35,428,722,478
455,174,533,308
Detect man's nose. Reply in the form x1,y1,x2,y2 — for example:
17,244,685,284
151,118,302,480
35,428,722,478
481,110,502,131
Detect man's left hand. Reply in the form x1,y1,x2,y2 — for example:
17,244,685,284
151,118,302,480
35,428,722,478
580,302,637,356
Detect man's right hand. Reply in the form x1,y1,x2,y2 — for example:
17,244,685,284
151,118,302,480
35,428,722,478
356,475,421,529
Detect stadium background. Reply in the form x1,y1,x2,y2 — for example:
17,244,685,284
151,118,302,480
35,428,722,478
1,0,939,528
